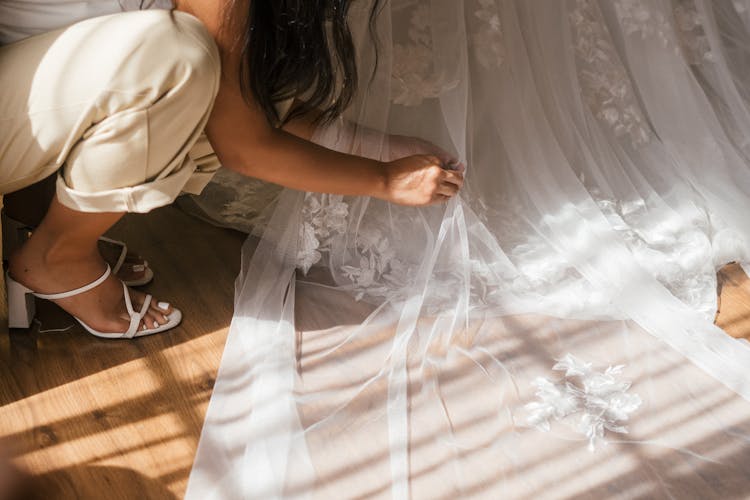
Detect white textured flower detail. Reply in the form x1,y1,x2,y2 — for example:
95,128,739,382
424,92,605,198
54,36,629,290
471,0,505,69
525,354,642,451
570,0,652,147
391,4,458,106
673,1,714,65
297,222,322,274
589,187,719,318
297,194,415,300
297,194,349,274
614,0,672,46
525,378,580,432
341,224,411,301
203,168,282,232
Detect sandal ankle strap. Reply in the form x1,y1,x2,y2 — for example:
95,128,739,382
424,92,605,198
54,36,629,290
34,265,112,300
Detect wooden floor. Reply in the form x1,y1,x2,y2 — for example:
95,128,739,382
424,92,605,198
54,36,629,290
0,204,246,499
2,203,750,499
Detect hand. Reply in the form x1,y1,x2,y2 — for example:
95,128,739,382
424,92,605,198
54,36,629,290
381,155,464,206
386,135,465,171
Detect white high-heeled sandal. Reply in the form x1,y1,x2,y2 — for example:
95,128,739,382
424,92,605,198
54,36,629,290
5,265,181,339
1,210,154,287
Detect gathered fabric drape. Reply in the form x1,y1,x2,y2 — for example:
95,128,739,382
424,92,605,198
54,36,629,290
186,1,750,498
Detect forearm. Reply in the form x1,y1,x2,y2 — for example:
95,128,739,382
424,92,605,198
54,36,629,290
213,125,388,198
177,0,462,206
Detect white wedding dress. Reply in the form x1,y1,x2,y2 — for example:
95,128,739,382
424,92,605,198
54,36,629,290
186,1,750,498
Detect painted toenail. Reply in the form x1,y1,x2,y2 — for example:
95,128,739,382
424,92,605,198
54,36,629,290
158,302,170,310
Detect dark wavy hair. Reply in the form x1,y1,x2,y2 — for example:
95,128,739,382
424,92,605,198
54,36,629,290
233,0,382,127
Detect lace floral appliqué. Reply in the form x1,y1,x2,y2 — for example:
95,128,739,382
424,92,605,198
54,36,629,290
297,194,414,300
570,0,651,147
673,1,714,65
613,0,673,46
391,4,445,106
471,0,505,69
525,354,642,451
297,194,349,274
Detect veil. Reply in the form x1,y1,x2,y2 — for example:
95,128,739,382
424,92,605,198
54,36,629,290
185,1,750,497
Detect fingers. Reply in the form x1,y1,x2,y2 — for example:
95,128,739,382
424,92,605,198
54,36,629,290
425,159,463,201
441,169,464,187
385,153,465,206
431,147,465,172
423,154,443,166
428,194,453,205
434,148,456,167
436,181,459,197
425,154,466,175
415,138,460,168
446,161,467,173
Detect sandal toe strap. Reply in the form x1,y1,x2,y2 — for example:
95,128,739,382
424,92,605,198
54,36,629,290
123,288,153,339
140,294,153,318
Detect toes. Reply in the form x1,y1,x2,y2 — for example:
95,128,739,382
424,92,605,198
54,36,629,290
148,307,169,325
143,302,173,329
153,300,173,315
140,310,168,331
127,288,174,332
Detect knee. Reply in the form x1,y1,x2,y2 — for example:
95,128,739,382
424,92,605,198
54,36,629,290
59,11,222,201
140,11,222,109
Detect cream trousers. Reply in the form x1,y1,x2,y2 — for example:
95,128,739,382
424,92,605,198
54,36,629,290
0,10,221,213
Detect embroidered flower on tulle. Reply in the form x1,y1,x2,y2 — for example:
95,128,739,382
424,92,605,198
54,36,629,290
589,187,719,318
570,0,652,147
391,3,459,106
297,194,349,274
525,354,642,451
614,0,673,46
471,0,505,69
674,1,714,65
297,194,414,299
204,168,281,232
341,224,412,301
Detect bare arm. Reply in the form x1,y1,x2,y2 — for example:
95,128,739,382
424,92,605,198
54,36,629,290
174,0,462,205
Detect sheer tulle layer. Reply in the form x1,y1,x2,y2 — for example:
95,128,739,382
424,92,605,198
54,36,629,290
187,1,750,498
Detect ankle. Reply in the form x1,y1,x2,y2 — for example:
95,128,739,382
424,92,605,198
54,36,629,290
42,238,100,268
12,233,99,270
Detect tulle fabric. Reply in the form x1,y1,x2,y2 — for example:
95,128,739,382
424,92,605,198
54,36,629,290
186,1,750,498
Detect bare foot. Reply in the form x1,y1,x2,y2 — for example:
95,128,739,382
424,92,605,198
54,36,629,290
3,213,151,284
8,239,173,334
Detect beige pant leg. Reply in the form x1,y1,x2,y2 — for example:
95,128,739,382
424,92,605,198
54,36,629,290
0,10,221,212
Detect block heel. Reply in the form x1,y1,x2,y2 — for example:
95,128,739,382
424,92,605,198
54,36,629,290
6,273,36,329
